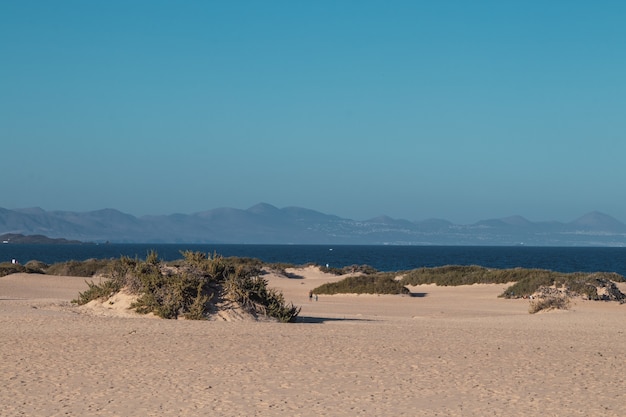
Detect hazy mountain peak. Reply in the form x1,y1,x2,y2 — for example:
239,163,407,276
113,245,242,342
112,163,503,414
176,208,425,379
570,211,626,231
89,208,127,215
363,216,419,230
500,215,532,226
365,215,396,224
83,208,139,222
247,202,281,214
14,207,46,215
417,218,453,226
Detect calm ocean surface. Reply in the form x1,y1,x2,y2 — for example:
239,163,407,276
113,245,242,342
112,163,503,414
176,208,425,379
2,244,626,276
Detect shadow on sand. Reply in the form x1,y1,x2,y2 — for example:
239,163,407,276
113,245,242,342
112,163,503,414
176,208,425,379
263,270,303,279
407,292,428,298
295,316,377,324
283,272,304,279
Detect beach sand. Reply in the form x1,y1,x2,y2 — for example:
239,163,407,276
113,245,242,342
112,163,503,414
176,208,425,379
2,268,626,416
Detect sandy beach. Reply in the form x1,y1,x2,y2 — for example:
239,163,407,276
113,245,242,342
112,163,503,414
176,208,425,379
2,267,626,416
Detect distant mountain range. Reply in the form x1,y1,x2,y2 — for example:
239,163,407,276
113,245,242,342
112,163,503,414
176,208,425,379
1,204,626,246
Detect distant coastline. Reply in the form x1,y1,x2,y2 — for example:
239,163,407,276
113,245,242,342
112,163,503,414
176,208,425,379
0,233,85,245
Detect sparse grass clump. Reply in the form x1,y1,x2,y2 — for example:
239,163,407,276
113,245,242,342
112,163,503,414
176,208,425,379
528,296,571,314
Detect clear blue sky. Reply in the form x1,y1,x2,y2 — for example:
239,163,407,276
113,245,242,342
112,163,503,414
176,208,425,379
2,1,625,224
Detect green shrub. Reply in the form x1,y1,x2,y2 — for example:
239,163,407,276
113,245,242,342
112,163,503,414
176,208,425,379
130,262,215,320
147,253,223,319
183,281,211,320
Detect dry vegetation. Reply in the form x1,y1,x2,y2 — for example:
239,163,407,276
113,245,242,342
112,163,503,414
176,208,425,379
314,272,409,295
311,265,626,312
528,296,571,314
0,260,49,277
71,251,300,322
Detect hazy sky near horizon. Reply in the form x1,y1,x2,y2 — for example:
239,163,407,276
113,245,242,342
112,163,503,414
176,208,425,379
2,1,625,224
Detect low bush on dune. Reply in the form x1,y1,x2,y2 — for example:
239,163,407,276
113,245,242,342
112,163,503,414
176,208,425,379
523,274,624,314
499,272,564,298
313,273,409,295
24,260,49,273
399,265,553,286
319,264,379,276
400,265,487,286
72,251,300,322
46,258,114,277
0,262,27,277
0,260,50,276
500,271,625,300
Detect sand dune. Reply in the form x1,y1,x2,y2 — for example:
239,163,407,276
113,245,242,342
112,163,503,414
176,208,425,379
2,268,626,416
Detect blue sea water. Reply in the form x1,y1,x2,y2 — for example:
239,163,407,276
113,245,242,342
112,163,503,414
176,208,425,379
2,244,626,276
